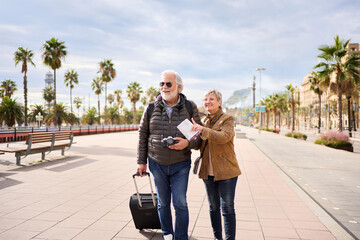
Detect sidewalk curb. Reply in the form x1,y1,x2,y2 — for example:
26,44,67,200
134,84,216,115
248,139,355,240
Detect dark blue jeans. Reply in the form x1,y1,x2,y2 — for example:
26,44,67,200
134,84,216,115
203,176,238,240
149,157,191,240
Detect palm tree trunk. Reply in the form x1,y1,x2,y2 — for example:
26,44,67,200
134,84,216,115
104,83,108,125
291,101,295,132
266,112,269,129
70,88,73,114
347,96,352,137
338,92,343,131
23,72,28,126
133,102,136,124
53,69,57,126
278,111,281,133
318,96,321,133
273,108,276,130
98,94,100,120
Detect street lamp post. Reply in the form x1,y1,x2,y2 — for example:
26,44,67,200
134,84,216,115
256,68,265,133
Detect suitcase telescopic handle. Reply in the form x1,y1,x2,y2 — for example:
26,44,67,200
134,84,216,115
132,172,150,178
132,172,156,207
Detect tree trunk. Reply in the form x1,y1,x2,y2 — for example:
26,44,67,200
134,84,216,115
347,96,352,137
53,69,57,126
98,95,101,120
273,108,277,130
70,88,73,114
278,111,281,132
104,83,108,125
133,102,136,124
291,101,295,132
266,112,269,129
338,92,343,131
318,95,321,134
23,72,28,126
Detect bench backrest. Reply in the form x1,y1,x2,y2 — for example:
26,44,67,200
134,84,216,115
26,131,72,145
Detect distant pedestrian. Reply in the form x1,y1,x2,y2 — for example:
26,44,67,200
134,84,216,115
137,70,202,240
191,89,242,240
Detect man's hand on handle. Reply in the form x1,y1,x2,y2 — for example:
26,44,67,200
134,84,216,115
137,164,147,176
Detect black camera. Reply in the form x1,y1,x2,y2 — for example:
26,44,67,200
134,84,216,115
161,136,178,147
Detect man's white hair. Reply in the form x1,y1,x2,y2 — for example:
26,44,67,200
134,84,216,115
161,70,183,93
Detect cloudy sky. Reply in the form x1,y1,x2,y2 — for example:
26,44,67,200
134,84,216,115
1,0,359,112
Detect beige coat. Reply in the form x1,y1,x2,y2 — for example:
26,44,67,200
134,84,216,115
198,109,242,181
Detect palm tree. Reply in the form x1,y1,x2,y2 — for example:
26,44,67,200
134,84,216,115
143,86,160,106
285,84,297,132
0,97,24,127
108,106,120,124
314,35,360,131
42,86,54,113
81,107,97,125
308,72,326,133
268,94,279,130
73,96,82,119
0,79,17,98
114,89,123,115
107,93,114,107
43,103,70,126
64,69,79,114
14,47,35,126
28,104,46,125
41,38,67,125
126,82,143,124
91,77,104,120
98,58,116,124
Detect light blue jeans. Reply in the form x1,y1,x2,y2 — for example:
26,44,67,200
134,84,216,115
149,157,191,240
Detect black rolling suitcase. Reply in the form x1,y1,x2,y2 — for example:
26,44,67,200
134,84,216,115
129,172,161,230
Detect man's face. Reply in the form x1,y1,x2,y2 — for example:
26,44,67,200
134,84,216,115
160,73,179,102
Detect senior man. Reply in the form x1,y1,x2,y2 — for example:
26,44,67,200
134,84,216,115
137,70,202,240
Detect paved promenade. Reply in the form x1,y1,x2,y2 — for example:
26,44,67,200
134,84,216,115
0,130,354,239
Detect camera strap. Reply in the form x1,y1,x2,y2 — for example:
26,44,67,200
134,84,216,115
200,113,223,157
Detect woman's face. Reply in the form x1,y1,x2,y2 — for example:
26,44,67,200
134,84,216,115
203,93,221,114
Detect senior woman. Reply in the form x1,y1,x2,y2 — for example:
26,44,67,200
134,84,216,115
191,89,241,240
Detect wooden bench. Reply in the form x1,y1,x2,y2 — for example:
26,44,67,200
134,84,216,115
0,131,74,165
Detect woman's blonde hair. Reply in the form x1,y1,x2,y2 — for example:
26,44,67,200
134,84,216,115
204,89,222,105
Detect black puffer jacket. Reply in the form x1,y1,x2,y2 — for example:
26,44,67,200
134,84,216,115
137,93,202,166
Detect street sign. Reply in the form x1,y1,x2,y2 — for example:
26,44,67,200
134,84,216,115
256,106,266,112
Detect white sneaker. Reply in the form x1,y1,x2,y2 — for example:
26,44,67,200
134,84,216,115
163,234,173,240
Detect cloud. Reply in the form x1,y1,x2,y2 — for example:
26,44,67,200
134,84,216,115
1,0,360,110
0,24,28,35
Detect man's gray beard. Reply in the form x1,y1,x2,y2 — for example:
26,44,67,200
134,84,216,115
161,90,178,102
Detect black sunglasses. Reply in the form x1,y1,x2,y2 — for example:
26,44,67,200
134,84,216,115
159,82,172,87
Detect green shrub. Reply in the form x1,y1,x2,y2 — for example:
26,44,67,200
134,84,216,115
285,132,307,140
315,131,352,148
315,139,352,147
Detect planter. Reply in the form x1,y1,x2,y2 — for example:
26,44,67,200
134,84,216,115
327,145,353,152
